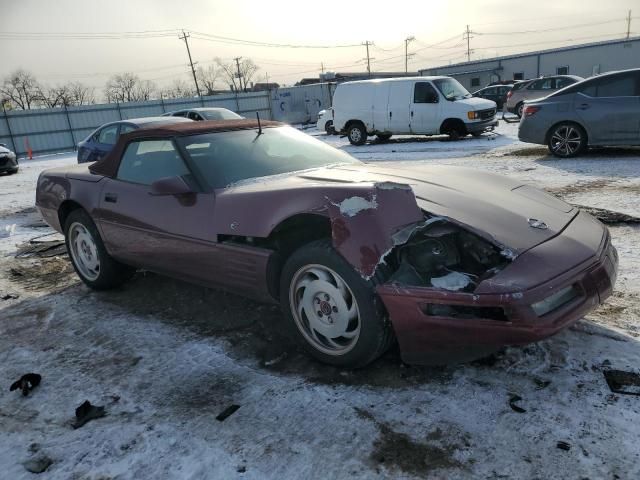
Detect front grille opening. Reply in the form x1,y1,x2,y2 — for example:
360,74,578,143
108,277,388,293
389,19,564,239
422,303,508,322
531,285,580,317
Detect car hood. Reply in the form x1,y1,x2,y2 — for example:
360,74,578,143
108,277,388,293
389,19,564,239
296,164,576,254
0,145,12,154
455,96,496,110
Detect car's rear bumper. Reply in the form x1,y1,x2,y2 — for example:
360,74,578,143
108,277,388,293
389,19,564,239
377,219,618,365
518,118,548,145
465,118,498,134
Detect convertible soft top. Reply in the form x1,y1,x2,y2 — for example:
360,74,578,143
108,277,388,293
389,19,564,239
90,119,283,177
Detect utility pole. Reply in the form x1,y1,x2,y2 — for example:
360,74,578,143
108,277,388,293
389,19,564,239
321,62,325,74
179,30,201,97
363,41,373,77
234,56,243,92
626,10,632,40
463,25,473,62
404,36,415,74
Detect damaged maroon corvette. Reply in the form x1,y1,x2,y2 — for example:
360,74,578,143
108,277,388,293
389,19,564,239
35,120,618,367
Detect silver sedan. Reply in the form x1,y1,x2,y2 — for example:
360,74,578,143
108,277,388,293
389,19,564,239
518,69,640,157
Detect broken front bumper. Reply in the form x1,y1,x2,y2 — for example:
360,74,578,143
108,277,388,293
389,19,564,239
377,214,618,365
465,118,498,134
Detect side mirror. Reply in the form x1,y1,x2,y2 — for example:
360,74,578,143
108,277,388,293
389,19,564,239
149,176,194,196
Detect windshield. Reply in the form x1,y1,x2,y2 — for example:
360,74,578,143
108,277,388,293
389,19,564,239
201,109,243,120
433,78,472,100
178,126,360,189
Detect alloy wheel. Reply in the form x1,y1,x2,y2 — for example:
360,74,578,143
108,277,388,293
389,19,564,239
68,222,101,281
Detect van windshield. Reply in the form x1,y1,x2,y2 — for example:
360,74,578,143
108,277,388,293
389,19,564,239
433,78,472,101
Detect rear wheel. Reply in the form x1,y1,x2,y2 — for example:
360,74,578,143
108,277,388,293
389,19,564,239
347,122,367,146
516,102,524,118
280,239,392,367
64,209,135,290
324,120,335,135
547,122,587,158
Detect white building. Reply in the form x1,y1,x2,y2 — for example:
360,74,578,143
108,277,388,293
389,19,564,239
418,36,640,90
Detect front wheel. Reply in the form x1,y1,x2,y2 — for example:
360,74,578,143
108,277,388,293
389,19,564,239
347,123,367,146
64,209,135,290
280,239,392,367
547,123,587,158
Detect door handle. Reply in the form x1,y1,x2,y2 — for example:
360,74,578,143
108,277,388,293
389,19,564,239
389,111,392,118
577,103,591,110
411,111,414,117
104,193,118,203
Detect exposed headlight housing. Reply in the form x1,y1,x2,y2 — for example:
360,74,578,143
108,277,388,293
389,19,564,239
531,285,579,316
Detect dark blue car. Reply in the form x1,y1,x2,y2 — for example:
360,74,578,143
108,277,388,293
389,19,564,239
77,117,192,164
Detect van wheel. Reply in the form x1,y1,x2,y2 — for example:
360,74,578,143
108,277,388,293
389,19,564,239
376,133,392,142
325,121,335,135
347,122,367,145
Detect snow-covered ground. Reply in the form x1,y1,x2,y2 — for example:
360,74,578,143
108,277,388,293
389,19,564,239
1,122,639,479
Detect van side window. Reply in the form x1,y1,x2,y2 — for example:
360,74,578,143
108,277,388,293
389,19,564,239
413,82,439,104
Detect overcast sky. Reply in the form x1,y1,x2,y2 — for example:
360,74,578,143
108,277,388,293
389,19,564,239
1,0,637,94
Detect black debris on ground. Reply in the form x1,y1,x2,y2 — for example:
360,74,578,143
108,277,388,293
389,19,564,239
22,455,53,474
10,373,41,396
557,441,571,451
15,239,67,258
216,404,240,422
73,400,106,429
576,205,640,225
508,394,526,413
533,378,551,389
603,369,640,396
1,293,19,300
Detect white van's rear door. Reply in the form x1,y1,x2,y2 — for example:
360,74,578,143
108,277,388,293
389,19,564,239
372,82,390,132
387,81,412,134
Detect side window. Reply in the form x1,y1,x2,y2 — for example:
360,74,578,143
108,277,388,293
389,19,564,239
172,111,188,118
556,78,574,89
120,124,136,135
188,111,204,121
513,72,524,81
483,87,497,96
413,82,439,103
97,125,119,145
117,139,190,185
471,77,480,87
556,66,569,75
593,74,638,97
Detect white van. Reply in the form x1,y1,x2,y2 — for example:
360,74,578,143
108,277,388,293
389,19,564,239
332,76,498,145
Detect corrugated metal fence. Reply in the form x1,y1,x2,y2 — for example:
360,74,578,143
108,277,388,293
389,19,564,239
0,83,337,157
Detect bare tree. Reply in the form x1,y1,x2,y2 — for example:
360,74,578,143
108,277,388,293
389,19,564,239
160,79,194,99
215,57,259,92
35,84,69,108
196,64,221,95
104,73,139,103
68,82,95,105
0,70,40,109
134,79,157,101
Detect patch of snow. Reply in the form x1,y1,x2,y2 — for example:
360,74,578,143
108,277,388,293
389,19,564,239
430,271,471,291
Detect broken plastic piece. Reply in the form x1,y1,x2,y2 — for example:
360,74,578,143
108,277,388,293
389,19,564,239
430,271,471,291
10,373,41,396
73,400,106,429
603,369,640,396
216,404,241,422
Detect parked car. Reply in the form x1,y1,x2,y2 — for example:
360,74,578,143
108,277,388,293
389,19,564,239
472,84,514,109
332,76,498,145
162,107,243,121
0,143,19,175
316,108,335,134
519,68,640,157
77,117,192,164
506,75,583,117
36,119,617,367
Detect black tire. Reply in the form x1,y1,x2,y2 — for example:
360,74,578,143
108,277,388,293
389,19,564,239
347,122,367,146
280,239,392,368
324,121,335,135
471,132,483,138
547,122,587,158
64,209,135,290
377,133,392,142
516,102,524,118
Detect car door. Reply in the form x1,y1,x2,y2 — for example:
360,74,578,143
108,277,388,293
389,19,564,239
574,72,640,144
387,81,412,133
410,82,440,134
96,137,221,284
